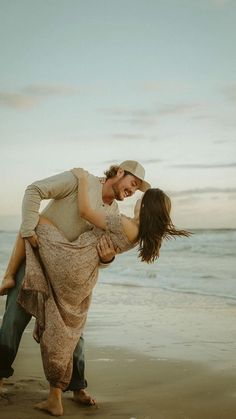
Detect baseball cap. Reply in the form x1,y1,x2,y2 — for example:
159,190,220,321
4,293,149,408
119,160,151,192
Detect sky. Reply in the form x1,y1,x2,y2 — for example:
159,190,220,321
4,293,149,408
0,0,236,229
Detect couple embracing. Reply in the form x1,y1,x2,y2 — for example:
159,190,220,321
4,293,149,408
0,160,188,416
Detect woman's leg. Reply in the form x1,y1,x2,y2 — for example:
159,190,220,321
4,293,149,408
0,215,53,295
0,233,25,295
35,385,63,416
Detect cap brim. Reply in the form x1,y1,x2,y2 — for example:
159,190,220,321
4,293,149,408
138,180,151,192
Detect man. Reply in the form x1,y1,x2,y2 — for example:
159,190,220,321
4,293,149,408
0,160,150,404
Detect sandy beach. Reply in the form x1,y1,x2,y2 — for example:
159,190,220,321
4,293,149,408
1,284,236,419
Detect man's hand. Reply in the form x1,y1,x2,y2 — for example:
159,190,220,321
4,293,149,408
27,233,39,248
97,235,116,264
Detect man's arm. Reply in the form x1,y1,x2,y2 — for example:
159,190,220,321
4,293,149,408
20,171,77,238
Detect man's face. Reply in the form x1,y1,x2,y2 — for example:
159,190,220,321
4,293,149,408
112,174,141,201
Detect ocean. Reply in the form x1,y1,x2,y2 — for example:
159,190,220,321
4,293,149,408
0,229,236,303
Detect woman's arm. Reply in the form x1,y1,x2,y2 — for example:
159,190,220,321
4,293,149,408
71,168,107,230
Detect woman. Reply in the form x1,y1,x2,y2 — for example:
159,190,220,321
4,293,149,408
0,168,189,416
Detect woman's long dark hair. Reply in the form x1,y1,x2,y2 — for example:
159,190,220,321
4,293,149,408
138,188,190,263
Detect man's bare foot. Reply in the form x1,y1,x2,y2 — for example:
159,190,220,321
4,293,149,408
73,389,96,406
0,276,16,296
34,398,63,416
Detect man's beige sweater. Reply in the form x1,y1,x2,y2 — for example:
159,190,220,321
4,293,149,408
20,170,119,241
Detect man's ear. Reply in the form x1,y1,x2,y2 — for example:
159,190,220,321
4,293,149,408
116,168,125,179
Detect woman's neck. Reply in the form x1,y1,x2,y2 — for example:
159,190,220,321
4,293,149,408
130,215,139,226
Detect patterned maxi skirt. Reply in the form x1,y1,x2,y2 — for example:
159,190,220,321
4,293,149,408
18,224,99,390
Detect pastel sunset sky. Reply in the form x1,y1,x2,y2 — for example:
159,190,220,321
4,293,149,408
0,0,235,229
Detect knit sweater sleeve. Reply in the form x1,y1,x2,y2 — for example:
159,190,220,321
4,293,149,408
20,171,77,238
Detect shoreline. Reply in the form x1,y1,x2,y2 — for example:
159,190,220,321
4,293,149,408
85,284,236,369
1,339,236,419
1,284,236,418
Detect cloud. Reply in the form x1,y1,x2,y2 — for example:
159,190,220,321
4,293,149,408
104,103,202,126
112,133,145,140
157,103,202,116
171,162,236,169
105,107,158,126
23,84,81,96
170,187,236,197
191,114,214,121
0,83,81,110
139,80,189,93
213,140,228,144
0,92,39,110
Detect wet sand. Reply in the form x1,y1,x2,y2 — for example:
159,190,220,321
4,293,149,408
1,284,236,418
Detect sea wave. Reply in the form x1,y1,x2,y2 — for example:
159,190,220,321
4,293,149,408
99,278,236,303
1,229,236,304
